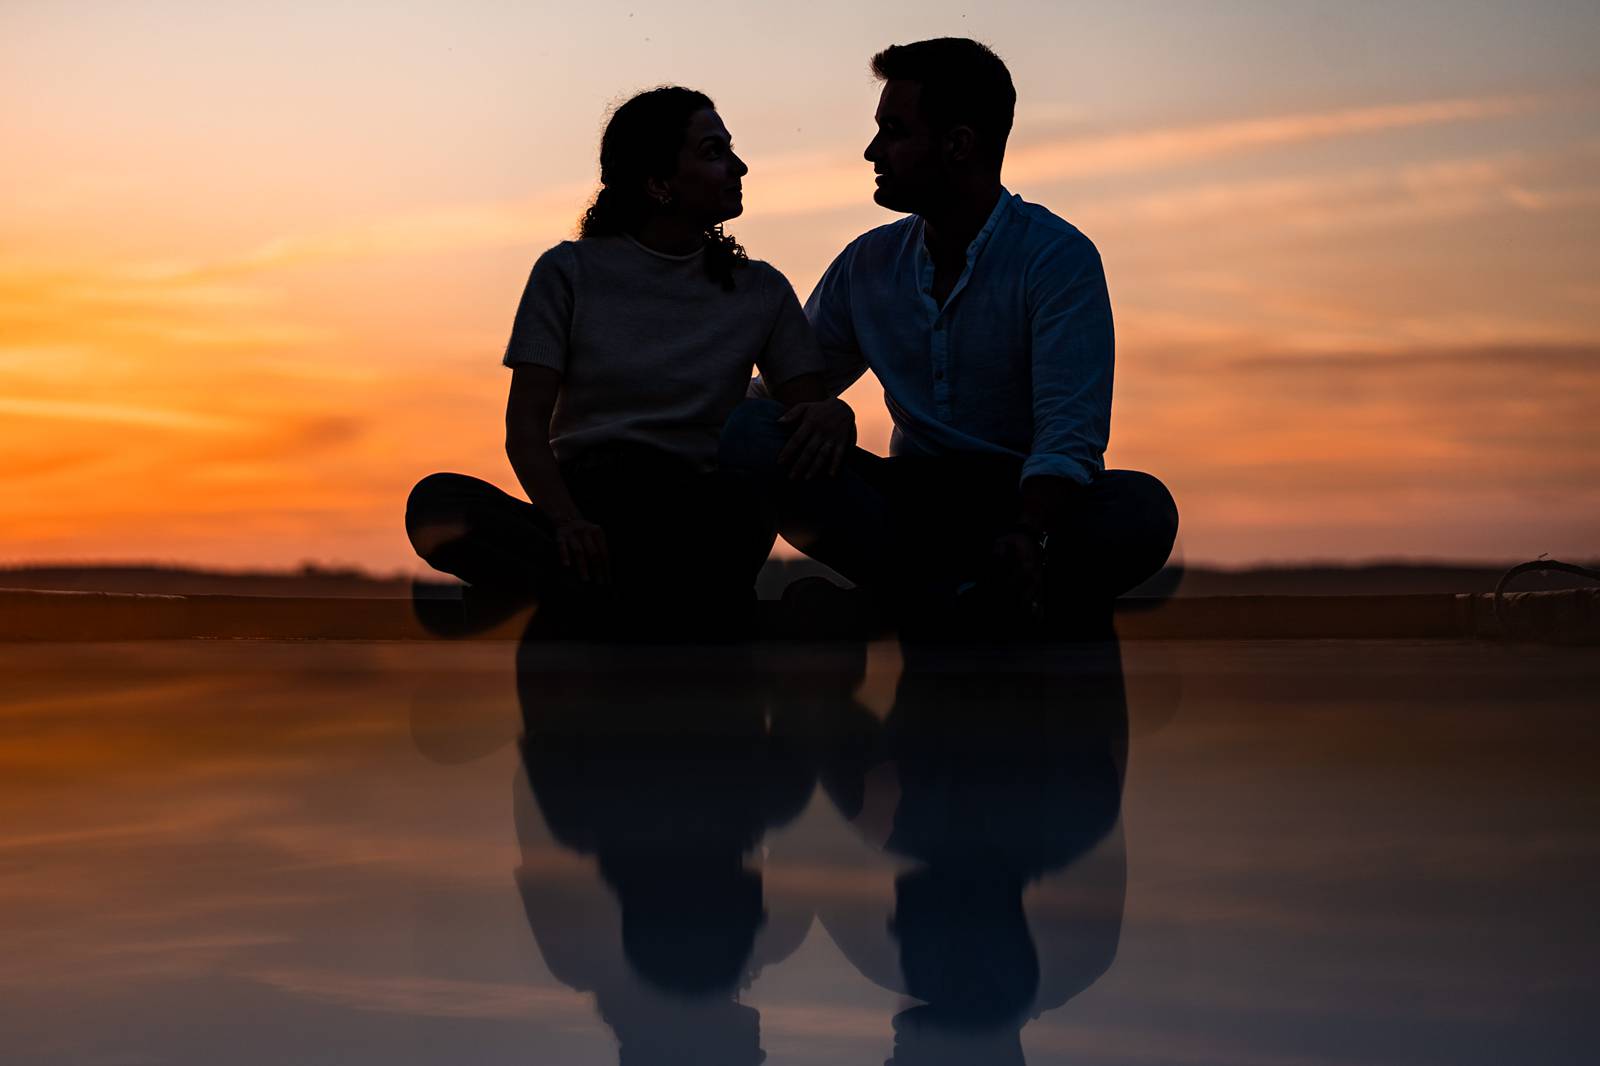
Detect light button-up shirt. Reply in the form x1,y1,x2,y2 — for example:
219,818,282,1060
788,188,1114,487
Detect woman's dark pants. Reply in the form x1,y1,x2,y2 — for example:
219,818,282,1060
404,444,775,609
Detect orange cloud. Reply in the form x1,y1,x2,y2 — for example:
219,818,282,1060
0,396,247,432
1079,144,1600,238
1007,95,1543,184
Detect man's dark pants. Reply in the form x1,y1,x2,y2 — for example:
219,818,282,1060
719,400,1178,620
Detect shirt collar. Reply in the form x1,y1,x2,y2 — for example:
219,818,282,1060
966,186,1012,262
916,187,1012,260
911,188,1013,311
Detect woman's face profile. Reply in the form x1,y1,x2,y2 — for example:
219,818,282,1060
663,109,748,226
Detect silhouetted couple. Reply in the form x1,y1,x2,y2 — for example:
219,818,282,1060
406,38,1179,635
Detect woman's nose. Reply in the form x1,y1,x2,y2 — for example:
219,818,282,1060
732,152,749,177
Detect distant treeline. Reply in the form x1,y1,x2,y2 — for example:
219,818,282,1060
3,558,1596,599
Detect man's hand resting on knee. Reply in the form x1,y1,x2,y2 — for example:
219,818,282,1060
992,475,1083,610
992,528,1047,612
778,399,857,480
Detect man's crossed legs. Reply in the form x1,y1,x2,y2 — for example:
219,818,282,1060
720,399,1178,633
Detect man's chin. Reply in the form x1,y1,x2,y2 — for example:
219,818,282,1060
872,186,915,213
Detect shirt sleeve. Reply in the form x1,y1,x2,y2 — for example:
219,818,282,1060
1022,237,1114,487
751,265,825,394
750,242,869,400
502,243,577,371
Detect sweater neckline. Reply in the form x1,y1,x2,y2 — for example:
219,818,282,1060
623,234,705,262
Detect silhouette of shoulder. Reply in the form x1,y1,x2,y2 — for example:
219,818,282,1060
742,256,783,274
738,257,806,302
834,215,921,264
517,241,583,303
536,239,582,263
736,256,785,283
1001,195,1102,275
1006,193,1091,242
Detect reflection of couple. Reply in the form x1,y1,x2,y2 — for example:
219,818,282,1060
512,643,817,1065
813,641,1128,1065
512,635,1129,1065
406,38,1178,631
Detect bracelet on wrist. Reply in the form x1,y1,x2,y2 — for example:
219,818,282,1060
1009,523,1049,552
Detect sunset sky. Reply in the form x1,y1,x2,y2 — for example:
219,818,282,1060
3,0,1598,572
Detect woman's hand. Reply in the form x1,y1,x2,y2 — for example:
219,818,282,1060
777,398,857,479
554,516,611,584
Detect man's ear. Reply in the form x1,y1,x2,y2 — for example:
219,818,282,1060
943,125,977,164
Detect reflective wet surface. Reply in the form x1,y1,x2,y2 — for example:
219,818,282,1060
1,635,1596,1064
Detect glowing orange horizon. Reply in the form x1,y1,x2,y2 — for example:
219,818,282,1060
3,7,1597,571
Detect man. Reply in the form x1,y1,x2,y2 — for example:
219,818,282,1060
723,37,1178,632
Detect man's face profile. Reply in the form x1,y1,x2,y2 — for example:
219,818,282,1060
864,79,940,213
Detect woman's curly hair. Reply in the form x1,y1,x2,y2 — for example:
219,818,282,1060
579,86,747,290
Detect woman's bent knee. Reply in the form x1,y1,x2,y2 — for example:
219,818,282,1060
405,472,478,557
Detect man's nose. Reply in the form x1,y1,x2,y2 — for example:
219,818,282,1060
863,135,880,163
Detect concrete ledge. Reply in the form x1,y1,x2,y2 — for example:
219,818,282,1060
1454,588,1600,645
1113,593,1464,640
2,587,1594,643
0,589,476,642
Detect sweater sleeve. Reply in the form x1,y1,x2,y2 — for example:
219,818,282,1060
503,243,577,371
751,264,825,392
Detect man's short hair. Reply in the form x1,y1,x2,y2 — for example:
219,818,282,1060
870,38,1016,165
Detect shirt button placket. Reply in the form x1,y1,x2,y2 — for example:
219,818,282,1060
933,317,952,422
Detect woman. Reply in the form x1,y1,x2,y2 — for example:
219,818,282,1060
405,87,853,624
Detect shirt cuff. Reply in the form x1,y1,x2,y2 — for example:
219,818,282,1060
1020,452,1096,488
503,346,565,371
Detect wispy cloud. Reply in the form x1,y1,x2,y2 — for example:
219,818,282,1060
746,94,1549,219
1007,95,1543,185
1117,341,1600,495
218,184,592,274
99,93,1553,279
0,268,325,353
1082,144,1600,236
0,397,245,432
